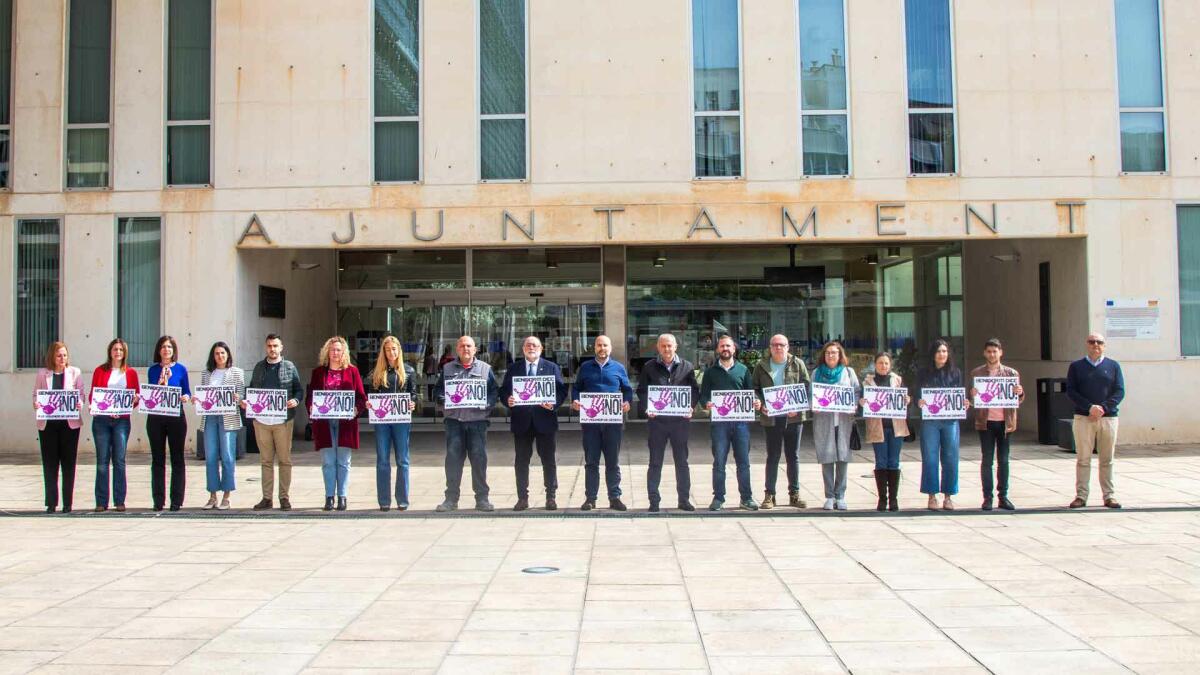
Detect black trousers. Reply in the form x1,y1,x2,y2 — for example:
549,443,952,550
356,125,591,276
147,415,188,508
514,429,558,499
979,420,1011,498
647,417,691,504
764,420,802,494
38,421,80,510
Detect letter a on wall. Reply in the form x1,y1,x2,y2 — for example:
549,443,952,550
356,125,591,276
237,214,273,245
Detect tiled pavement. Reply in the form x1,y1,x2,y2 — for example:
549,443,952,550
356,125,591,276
1,426,1199,673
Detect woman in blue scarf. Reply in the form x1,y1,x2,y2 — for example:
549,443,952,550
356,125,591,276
811,341,860,510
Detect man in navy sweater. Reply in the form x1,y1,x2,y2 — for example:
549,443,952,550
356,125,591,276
1066,332,1125,509
499,336,566,511
571,335,633,511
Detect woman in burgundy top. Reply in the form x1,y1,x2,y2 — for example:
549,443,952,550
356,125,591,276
306,336,366,511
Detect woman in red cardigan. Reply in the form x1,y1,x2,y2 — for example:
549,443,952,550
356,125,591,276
306,336,366,511
90,339,140,512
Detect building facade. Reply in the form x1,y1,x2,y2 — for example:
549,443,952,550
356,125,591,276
2,0,1198,449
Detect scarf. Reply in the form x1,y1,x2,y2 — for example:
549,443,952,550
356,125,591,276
813,363,845,384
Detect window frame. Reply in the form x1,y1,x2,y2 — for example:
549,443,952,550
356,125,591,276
0,0,14,191
476,0,530,183
901,0,959,178
1178,202,1200,358
163,0,215,189
795,0,852,179
12,216,63,371
63,0,115,191
689,0,745,181
113,214,164,368
1113,0,1169,176
372,0,423,185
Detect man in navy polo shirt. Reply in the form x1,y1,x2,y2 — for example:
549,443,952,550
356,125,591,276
1067,332,1125,509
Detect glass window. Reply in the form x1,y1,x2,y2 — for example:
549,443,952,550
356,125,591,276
479,0,526,180
374,0,420,182
16,220,60,369
66,0,111,189
1119,111,1166,174
904,0,955,174
338,249,466,290
472,247,601,288
802,115,848,176
693,0,741,178
117,218,161,367
1180,206,1200,356
1114,0,1166,172
799,0,849,176
0,0,12,188
167,0,211,186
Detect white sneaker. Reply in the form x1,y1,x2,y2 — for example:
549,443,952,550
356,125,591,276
823,498,835,510
835,499,848,510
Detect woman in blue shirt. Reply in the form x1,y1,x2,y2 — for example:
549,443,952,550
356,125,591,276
146,335,192,511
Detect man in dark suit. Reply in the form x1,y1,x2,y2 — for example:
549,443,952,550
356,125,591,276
500,336,567,511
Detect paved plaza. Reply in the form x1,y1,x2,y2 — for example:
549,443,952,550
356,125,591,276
1,427,1198,673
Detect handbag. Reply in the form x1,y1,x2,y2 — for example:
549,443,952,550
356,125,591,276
849,423,862,451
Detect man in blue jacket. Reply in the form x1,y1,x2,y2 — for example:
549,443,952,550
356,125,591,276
500,336,566,511
1067,332,1125,509
571,335,633,511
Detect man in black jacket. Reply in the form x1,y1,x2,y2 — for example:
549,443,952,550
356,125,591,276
636,334,699,512
499,336,566,511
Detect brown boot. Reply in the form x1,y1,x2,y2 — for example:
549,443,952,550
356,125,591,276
887,470,901,511
874,469,888,511
788,491,806,508
761,492,776,510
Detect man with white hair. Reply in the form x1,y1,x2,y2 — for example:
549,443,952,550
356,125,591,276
499,336,566,511
1067,332,1125,509
636,333,699,512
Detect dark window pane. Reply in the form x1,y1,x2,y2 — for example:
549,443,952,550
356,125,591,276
67,0,111,124
16,220,60,369
1115,0,1163,108
802,114,849,175
374,0,419,117
908,112,955,174
0,0,12,126
167,124,210,185
693,0,740,112
480,0,525,116
66,127,109,188
0,128,9,188
1181,207,1200,356
694,115,741,177
904,0,953,109
481,118,525,180
375,120,419,181
799,0,847,111
117,217,161,367
167,0,211,121
1120,112,1165,172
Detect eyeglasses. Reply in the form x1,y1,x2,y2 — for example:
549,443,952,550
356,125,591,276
769,343,788,348
1087,339,1105,345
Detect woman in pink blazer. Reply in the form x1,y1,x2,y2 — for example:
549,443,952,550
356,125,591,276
33,342,85,513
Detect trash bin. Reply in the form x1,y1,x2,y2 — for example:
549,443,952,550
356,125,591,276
1036,377,1070,445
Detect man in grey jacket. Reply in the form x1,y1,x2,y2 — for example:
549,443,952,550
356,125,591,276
242,334,305,511
435,336,499,512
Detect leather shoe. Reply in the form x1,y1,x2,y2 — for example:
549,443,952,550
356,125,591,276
114,505,126,512
513,498,529,512
380,505,390,512
1068,497,1086,508
94,506,107,512
545,497,557,511
280,498,292,511
580,499,595,511
981,499,993,511
609,498,627,511
648,503,660,513
998,497,1015,511
1104,498,1122,509
323,497,335,511
475,500,495,512
677,501,695,512
336,497,347,511
253,498,272,510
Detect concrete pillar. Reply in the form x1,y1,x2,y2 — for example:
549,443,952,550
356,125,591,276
602,245,627,363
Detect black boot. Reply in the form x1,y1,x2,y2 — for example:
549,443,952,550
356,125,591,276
887,470,901,512
323,497,334,511
336,497,347,511
874,470,888,512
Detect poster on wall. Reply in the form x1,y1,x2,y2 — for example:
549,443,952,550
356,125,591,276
1104,298,1160,339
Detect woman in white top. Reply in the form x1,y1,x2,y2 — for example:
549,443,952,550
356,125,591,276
200,342,245,509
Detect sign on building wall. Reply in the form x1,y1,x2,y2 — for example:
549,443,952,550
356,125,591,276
1105,298,1160,340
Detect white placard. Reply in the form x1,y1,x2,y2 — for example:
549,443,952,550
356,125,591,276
709,389,756,422
90,387,137,416
921,387,968,420
972,377,1020,409
368,393,413,424
578,392,625,423
193,385,238,416
511,375,558,407
810,383,857,414
646,385,693,417
310,390,358,420
245,388,288,424
762,383,810,417
36,390,81,421
1104,297,1160,340
862,386,908,419
444,378,489,410
138,384,182,417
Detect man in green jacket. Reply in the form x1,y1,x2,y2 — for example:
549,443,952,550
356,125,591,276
699,335,761,511
751,334,810,509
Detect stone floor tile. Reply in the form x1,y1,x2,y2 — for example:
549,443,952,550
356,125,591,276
0,650,61,675
575,642,709,670
974,649,1132,675
1092,635,1200,664
169,650,314,674
462,609,580,632
337,618,465,642
580,620,700,644
708,655,845,675
199,628,338,655
447,630,577,656
308,640,450,669
700,630,832,656
0,626,106,653
103,616,238,640
833,640,980,671
53,638,206,667
944,625,1091,653
438,654,574,674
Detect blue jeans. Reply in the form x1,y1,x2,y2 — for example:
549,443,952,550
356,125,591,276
444,418,490,502
582,424,623,500
376,423,411,507
873,426,903,470
711,421,752,502
92,416,130,508
320,420,352,498
204,425,237,492
919,419,960,495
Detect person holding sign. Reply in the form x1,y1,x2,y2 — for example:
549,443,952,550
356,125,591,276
244,334,305,511
699,335,762,511
1067,332,1125,509
500,336,566,511
367,336,418,511
435,335,499,512
811,341,861,511
861,352,910,512
199,342,245,510
751,334,811,510
917,339,965,511
969,338,1024,511
636,333,700,512
90,338,138,512
146,336,192,512
33,342,84,513
307,337,367,512
571,335,633,511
